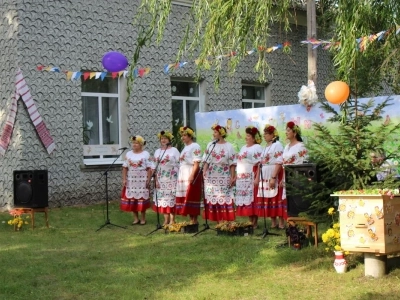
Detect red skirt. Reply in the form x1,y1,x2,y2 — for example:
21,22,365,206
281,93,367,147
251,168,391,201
256,170,287,219
236,166,258,217
202,203,235,222
120,187,150,212
152,204,175,214
176,171,202,216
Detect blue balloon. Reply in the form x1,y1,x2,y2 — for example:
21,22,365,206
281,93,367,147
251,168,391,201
102,51,128,72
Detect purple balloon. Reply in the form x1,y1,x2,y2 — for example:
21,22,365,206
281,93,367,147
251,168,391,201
102,51,128,72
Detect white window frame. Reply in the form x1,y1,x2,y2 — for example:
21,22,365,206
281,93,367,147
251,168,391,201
82,78,127,166
171,79,204,127
242,83,270,109
172,0,192,7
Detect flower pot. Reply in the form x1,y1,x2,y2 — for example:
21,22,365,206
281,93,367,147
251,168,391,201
333,251,347,273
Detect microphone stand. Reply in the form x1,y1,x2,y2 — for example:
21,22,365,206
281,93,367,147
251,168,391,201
192,140,217,237
146,145,170,236
96,148,128,232
258,162,280,238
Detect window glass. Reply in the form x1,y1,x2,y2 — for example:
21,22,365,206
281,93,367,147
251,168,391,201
82,77,118,93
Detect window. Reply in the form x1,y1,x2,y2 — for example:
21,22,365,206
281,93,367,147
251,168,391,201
82,76,127,165
171,80,203,149
242,84,269,109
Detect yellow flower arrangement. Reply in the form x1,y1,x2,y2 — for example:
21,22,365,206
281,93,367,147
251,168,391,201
157,130,174,141
211,124,227,138
179,126,195,138
7,210,29,231
322,207,346,252
129,135,146,146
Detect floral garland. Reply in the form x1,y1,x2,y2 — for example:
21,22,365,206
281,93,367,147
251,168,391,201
179,126,196,138
245,126,262,144
211,124,227,138
263,124,279,137
157,130,174,141
129,135,146,146
286,121,301,135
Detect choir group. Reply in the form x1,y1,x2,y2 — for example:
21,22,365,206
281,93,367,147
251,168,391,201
121,121,308,229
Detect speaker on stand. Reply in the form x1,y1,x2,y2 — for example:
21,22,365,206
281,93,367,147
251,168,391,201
14,170,48,208
285,164,318,217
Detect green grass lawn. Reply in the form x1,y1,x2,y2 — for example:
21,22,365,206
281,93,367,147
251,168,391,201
1,202,400,300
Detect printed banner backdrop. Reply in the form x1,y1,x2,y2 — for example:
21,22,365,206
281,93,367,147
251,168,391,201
195,95,400,167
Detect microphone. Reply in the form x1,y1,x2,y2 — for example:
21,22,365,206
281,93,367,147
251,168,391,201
166,142,172,146
119,147,128,150
212,139,218,144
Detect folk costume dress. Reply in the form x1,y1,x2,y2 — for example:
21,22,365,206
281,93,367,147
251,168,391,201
120,150,152,212
235,144,263,217
256,141,284,218
282,142,308,216
202,141,237,221
175,143,202,216
151,147,180,214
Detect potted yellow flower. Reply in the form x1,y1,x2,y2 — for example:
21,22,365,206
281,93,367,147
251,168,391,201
8,209,30,231
322,207,347,273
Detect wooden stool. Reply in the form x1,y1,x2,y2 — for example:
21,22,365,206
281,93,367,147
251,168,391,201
14,207,49,230
287,217,318,247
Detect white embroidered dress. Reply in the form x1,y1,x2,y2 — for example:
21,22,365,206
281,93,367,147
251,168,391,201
152,147,180,207
203,142,237,205
236,144,263,206
257,141,284,198
282,142,308,199
176,143,202,197
123,150,152,199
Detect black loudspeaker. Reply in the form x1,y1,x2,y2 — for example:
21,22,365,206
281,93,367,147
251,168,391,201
13,170,48,208
285,163,317,217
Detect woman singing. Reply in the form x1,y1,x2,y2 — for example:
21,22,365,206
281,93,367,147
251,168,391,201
152,130,180,226
202,124,237,223
256,125,285,229
121,135,152,225
282,121,308,219
235,126,263,228
175,126,202,224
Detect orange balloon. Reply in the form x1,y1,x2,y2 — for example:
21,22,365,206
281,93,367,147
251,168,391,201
324,81,350,104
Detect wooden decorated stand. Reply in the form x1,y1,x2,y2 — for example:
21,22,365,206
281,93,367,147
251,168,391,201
336,194,400,277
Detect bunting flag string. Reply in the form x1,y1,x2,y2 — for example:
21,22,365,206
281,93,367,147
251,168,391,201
36,65,151,81
163,41,291,74
301,25,400,52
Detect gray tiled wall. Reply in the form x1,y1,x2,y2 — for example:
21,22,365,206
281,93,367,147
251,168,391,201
0,0,332,208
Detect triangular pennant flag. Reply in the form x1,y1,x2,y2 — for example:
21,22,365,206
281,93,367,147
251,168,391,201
37,65,44,71
95,72,102,79
89,72,96,79
100,72,107,81
66,71,73,81
111,72,118,79
138,68,145,77
71,72,78,80
45,66,52,71
83,72,90,80
50,67,61,73
123,70,128,78
144,68,150,75
164,64,171,74
118,71,124,78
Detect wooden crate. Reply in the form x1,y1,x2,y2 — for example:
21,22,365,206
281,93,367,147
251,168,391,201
337,194,400,255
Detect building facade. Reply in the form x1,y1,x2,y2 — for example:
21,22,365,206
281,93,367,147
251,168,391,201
0,0,332,209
